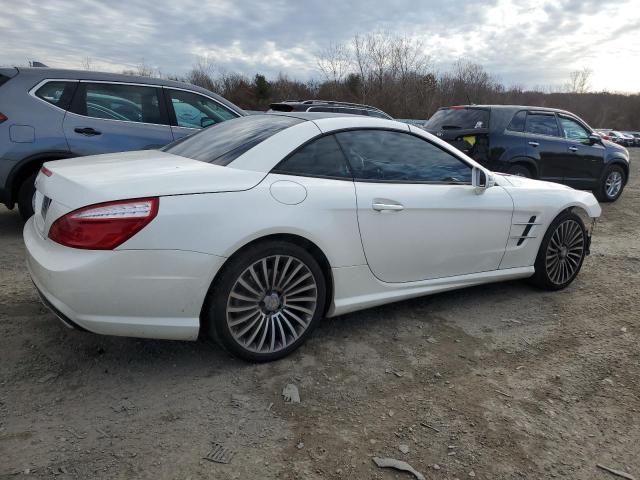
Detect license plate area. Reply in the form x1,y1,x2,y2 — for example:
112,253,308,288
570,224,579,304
41,196,52,220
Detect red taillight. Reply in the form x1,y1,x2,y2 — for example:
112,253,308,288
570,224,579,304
40,166,53,177
48,198,159,250
0,112,7,123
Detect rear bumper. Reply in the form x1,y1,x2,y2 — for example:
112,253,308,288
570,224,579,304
24,217,225,340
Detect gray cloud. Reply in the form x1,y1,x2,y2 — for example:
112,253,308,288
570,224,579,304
0,0,638,91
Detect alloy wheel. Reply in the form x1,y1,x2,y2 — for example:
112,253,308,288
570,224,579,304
605,170,623,199
226,255,318,354
545,219,585,286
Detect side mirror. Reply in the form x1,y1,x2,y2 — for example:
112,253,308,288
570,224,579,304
588,133,602,145
473,167,495,194
201,117,215,128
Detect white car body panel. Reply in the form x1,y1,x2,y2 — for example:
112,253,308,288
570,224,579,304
37,150,267,210
24,114,602,341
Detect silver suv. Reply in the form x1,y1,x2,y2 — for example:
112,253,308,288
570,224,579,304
0,67,245,218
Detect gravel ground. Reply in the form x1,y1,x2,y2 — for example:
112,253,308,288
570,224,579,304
1,152,638,480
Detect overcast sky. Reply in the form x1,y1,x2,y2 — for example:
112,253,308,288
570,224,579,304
1,0,639,92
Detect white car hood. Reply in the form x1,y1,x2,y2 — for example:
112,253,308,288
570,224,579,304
495,173,572,190
39,150,267,210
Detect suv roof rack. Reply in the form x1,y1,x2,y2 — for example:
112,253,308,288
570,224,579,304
279,99,384,112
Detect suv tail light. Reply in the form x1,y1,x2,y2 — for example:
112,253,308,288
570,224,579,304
0,112,7,124
48,198,159,250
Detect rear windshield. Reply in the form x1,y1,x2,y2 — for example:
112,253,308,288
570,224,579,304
425,107,490,130
163,115,302,165
0,74,10,88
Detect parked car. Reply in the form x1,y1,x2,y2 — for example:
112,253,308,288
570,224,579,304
0,67,246,219
595,129,612,141
424,105,630,202
621,131,640,147
268,99,392,119
25,113,600,361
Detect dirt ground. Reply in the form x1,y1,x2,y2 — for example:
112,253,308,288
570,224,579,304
1,152,639,480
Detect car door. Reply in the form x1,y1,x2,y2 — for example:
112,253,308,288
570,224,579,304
523,112,565,182
63,81,173,156
557,115,605,189
335,127,513,283
164,88,239,141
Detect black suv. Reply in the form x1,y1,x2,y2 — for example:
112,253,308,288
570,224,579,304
424,105,630,202
268,100,392,119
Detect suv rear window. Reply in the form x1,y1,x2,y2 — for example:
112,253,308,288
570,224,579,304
163,115,302,165
425,107,490,130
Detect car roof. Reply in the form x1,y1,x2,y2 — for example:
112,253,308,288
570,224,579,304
266,111,362,121
14,67,245,115
440,104,578,115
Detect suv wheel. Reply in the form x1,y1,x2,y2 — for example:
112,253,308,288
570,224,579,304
18,173,37,220
596,165,625,202
204,241,326,362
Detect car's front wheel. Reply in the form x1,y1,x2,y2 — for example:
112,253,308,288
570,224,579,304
204,241,326,362
529,211,587,290
596,165,626,202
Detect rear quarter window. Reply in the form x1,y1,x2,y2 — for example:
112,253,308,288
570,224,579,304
34,81,77,110
163,115,302,166
507,111,526,131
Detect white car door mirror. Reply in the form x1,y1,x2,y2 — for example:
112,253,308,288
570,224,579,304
473,167,495,194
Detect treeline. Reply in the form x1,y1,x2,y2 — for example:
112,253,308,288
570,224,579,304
142,32,639,129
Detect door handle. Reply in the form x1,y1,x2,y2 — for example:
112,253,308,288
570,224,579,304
372,201,404,212
568,146,578,152
528,141,539,147
74,127,101,136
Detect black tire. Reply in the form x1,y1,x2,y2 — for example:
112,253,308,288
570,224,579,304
18,173,37,220
596,164,626,202
529,210,587,290
203,241,326,362
507,164,532,178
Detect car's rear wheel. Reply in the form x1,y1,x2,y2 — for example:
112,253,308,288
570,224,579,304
596,165,625,202
507,164,532,178
18,173,37,220
529,211,587,290
204,241,326,362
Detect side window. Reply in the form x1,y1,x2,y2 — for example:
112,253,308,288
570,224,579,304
507,110,526,131
34,81,76,110
272,135,351,179
525,113,559,137
167,89,237,129
307,106,336,113
335,129,472,183
559,116,590,141
72,83,163,124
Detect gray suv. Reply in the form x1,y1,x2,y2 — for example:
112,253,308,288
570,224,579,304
0,67,245,218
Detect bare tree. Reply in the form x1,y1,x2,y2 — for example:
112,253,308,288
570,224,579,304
316,42,350,87
565,67,592,93
80,56,94,71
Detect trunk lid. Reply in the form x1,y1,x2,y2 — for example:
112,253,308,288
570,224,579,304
36,150,267,210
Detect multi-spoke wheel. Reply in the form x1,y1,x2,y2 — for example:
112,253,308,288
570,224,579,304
596,164,626,202
204,241,326,361
530,211,587,290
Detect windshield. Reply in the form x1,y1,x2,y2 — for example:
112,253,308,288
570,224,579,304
425,107,490,130
163,115,302,165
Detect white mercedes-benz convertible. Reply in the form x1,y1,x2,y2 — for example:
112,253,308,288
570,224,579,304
24,113,601,361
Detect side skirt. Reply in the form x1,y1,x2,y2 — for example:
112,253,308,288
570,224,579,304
328,265,535,317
